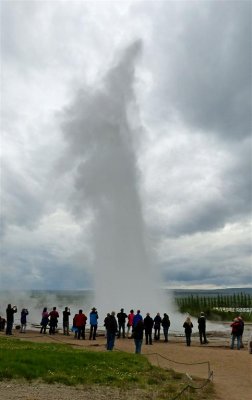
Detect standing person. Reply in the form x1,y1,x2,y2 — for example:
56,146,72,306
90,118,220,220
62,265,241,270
106,311,118,350
127,309,135,338
237,315,244,348
89,307,99,340
20,308,29,333
6,304,17,335
230,317,243,350
40,307,49,334
248,332,252,354
104,313,110,338
198,312,208,344
49,307,59,335
74,309,87,340
183,317,193,346
161,313,170,342
133,310,143,329
144,313,153,345
72,314,78,339
62,307,71,336
0,316,6,331
117,308,127,338
133,320,144,354
153,312,162,341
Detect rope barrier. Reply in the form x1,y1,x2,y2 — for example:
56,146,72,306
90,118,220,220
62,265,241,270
144,351,214,400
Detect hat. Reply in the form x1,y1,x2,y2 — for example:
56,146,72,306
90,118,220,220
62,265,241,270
92,307,96,311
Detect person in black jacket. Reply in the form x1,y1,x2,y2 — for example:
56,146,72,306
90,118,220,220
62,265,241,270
133,320,144,354
183,317,193,346
144,313,153,345
6,304,17,335
62,307,71,336
153,312,162,340
161,313,170,342
117,308,127,338
20,308,29,333
106,311,118,350
198,312,208,344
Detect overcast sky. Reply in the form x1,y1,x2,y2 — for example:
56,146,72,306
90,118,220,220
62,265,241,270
1,0,251,291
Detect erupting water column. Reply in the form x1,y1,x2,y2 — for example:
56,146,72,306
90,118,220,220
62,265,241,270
61,41,167,319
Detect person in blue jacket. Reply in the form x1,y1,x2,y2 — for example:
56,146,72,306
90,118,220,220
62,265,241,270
89,307,99,340
133,309,143,328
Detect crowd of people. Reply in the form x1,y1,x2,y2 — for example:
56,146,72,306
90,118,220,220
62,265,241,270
0,303,249,354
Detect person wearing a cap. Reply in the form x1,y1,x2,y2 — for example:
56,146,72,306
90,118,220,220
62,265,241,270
117,308,127,338
89,307,99,340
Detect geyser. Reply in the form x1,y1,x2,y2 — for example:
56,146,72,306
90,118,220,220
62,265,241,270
61,41,167,319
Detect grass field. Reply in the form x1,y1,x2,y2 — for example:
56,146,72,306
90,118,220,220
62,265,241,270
0,336,214,399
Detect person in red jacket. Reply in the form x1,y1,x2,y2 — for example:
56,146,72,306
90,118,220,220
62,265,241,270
230,318,243,350
74,310,87,340
49,307,59,335
127,309,135,338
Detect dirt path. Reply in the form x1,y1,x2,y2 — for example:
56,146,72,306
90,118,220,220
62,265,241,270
0,330,251,400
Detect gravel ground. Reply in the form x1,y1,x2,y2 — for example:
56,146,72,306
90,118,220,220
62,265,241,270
0,382,154,400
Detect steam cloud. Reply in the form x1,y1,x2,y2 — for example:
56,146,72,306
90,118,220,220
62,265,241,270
60,41,167,318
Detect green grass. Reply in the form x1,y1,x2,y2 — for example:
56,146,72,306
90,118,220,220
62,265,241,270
0,336,214,399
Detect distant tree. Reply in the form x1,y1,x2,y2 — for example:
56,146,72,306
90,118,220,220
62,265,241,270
240,292,244,307
232,294,237,308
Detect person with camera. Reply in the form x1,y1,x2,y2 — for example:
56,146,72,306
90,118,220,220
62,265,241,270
63,307,71,336
6,304,17,335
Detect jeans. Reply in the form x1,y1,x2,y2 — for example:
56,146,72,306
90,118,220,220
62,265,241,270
107,332,116,350
154,327,160,340
163,328,169,342
231,334,241,350
89,324,97,340
40,324,47,334
185,333,191,346
63,322,69,335
118,323,126,338
134,339,143,354
145,330,152,344
199,329,207,344
49,323,57,335
77,326,85,339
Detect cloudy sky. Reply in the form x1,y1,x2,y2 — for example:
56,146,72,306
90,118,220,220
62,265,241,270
1,0,251,291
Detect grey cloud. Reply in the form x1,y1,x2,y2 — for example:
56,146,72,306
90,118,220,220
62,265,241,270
162,260,252,288
145,1,251,140
144,135,252,238
0,248,92,290
1,161,45,231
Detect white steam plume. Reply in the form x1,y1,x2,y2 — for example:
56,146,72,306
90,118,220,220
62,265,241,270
60,41,167,320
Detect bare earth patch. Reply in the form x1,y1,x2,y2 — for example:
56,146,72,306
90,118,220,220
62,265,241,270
0,327,251,400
